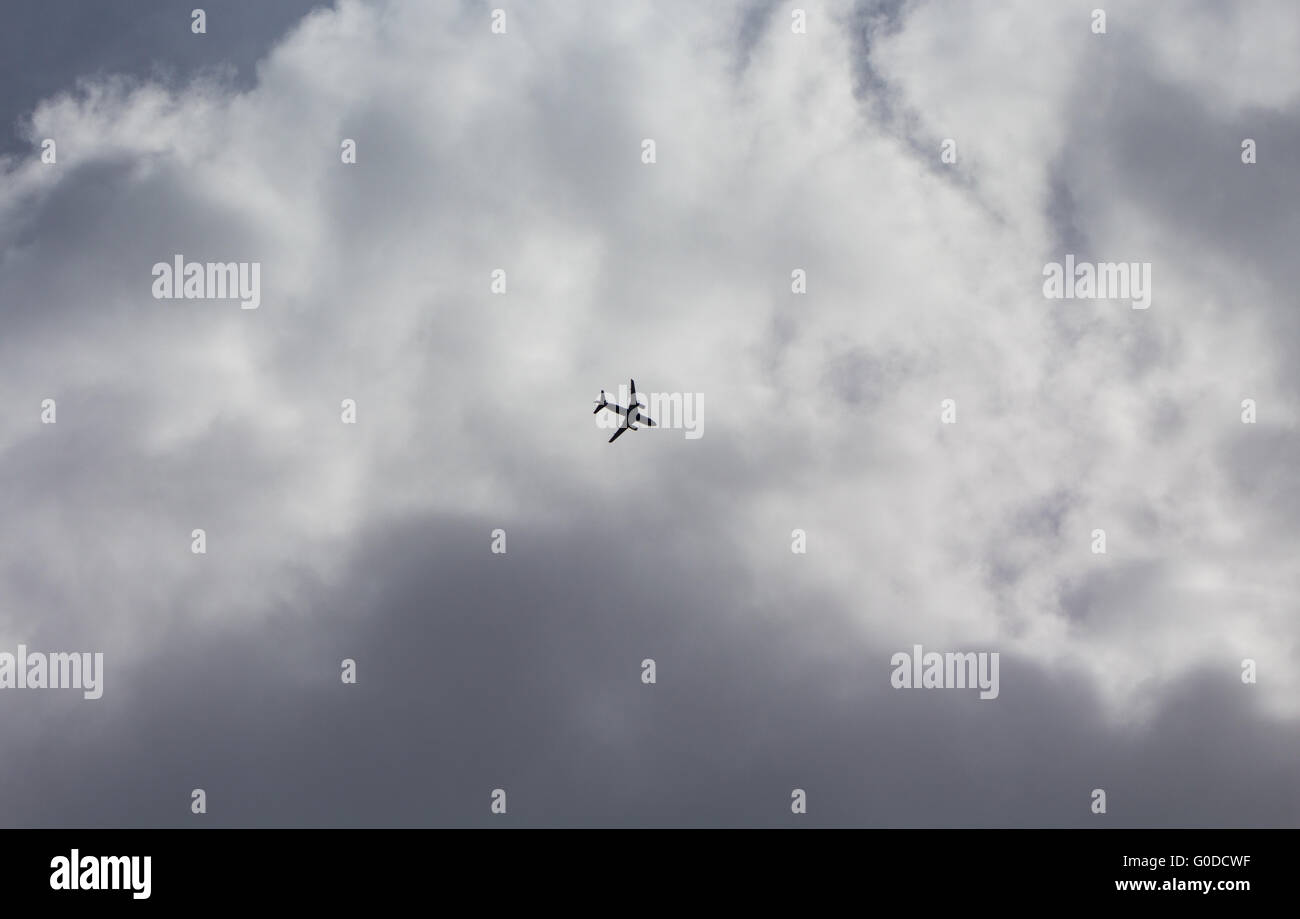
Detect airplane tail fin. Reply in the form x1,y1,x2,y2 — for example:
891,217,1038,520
592,390,607,414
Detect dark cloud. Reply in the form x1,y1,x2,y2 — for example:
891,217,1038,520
0,0,328,157
5,512,1296,827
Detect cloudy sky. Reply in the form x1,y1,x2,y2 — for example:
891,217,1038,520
0,0,1297,827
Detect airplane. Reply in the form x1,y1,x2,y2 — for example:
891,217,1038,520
593,379,656,443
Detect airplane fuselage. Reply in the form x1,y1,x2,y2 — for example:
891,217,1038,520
607,403,649,427
595,380,655,442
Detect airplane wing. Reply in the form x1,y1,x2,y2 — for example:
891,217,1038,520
608,426,629,443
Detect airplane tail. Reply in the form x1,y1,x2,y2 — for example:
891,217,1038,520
592,390,607,414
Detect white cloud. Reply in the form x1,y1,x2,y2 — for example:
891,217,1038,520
0,0,1295,723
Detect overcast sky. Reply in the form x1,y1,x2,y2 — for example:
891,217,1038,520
0,0,1297,827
